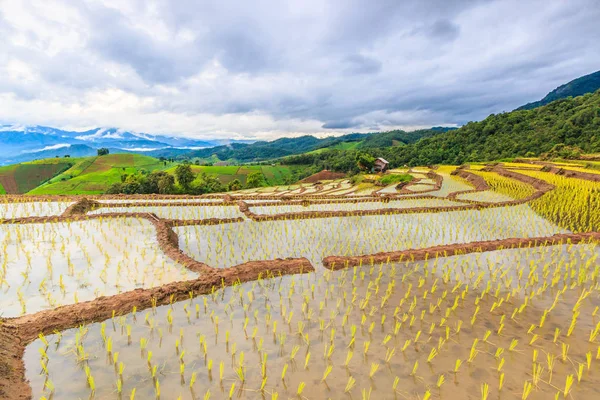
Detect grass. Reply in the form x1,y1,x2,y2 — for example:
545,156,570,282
379,173,413,185
0,162,72,194
28,154,170,195
164,164,304,186
306,141,363,154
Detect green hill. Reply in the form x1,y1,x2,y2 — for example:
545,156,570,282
185,129,447,163
380,90,600,165
0,158,73,194
517,70,600,110
28,154,171,195
0,153,307,195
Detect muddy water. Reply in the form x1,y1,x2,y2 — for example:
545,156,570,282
88,205,245,220
24,245,600,399
0,201,73,219
0,218,196,317
176,204,568,269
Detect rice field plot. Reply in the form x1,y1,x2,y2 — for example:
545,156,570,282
456,190,515,203
0,218,196,317
176,204,567,268
469,170,537,200
88,205,245,220
24,243,600,399
248,198,466,215
512,169,600,232
0,201,73,219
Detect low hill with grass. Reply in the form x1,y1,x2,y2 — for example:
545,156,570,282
0,153,309,195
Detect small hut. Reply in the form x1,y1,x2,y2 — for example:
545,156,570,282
373,157,389,172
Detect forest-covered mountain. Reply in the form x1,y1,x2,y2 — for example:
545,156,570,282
285,90,600,172
185,129,450,162
517,70,600,110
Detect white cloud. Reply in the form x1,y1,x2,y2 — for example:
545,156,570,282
0,0,598,140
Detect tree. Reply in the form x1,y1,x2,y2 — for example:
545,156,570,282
157,175,175,194
246,172,267,188
97,148,110,156
228,179,243,191
175,163,195,189
193,173,224,194
356,153,375,171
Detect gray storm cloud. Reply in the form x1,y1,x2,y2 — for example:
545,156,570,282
0,0,598,139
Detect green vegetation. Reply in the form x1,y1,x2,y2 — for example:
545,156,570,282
517,70,600,110
0,161,72,194
285,90,600,170
28,154,171,195
358,128,453,148
246,171,267,188
8,153,305,195
379,173,413,185
0,182,5,194
186,129,444,163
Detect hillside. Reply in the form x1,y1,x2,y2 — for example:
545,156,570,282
0,153,306,195
381,90,600,165
0,158,72,194
517,70,600,110
284,90,600,171
185,129,447,163
28,154,171,195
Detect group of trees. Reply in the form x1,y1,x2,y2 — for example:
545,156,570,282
106,163,226,195
106,162,274,195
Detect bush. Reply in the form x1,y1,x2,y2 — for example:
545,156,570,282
379,174,413,185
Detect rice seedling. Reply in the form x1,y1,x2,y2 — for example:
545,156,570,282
14,173,600,399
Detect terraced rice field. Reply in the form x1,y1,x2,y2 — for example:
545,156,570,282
1,162,600,400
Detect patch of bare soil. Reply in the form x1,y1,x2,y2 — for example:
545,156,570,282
300,170,346,183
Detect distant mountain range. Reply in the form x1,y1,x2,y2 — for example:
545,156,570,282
517,70,600,110
0,124,455,166
0,126,251,165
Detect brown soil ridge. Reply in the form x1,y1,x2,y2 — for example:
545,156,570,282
0,324,28,400
1,256,313,400
447,169,491,200
402,170,444,195
323,232,600,269
512,160,600,182
11,257,313,344
244,195,442,208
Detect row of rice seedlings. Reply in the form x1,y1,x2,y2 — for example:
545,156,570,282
27,243,600,399
514,169,600,232
0,217,196,317
176,204,566,268
88,205,245,220
424,168,474,198
0,201,73,219
469,170,537,200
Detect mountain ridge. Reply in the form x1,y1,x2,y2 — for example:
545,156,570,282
516,70,600,110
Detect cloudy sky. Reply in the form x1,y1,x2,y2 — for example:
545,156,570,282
0,0,599,140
